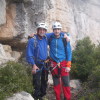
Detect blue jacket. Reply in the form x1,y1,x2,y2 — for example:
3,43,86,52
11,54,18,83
26,35,48,65
49,33,72,65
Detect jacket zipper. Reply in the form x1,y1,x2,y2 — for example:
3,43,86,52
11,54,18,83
56,39,57,57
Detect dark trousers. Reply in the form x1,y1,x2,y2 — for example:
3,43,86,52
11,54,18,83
32,64,48,99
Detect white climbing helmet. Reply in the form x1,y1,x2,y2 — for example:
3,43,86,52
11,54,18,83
37,22,48,30
52,22,62,29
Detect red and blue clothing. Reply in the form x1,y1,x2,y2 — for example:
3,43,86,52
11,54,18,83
49,33,72,100
26,32,72,100
49,33,72,67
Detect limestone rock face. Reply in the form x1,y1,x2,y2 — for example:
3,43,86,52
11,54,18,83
0,0,6,26
46,0,100,47
68,0,100,47
0,0,100,48
0,3,16,40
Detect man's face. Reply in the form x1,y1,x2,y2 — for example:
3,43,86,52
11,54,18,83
37,28,47,36
53,28,61,37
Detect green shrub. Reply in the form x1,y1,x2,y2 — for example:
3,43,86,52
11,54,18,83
71,37,97,81
88,65,100,89
77,65,100,100
0,62,33,100
93,45,100,66
79,91,100,100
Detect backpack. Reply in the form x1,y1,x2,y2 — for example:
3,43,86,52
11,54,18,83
33,35,38,48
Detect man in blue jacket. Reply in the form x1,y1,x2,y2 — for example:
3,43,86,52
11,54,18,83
49,22,72,100
26,22,49,100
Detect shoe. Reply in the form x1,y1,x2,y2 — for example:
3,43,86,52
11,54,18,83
34,97,43,100
34,98,43,100
34,98,38,100
38,97,43,100
42,95,48,100
40,92,46,97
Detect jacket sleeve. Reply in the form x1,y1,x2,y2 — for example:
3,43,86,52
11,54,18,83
46,32,65,40
26,38,35,65
45,33,53,39
66,41,72,67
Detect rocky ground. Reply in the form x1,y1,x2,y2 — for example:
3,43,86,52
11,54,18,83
46,85,56,100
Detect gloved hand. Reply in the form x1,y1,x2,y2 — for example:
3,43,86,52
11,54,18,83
65,67,71,72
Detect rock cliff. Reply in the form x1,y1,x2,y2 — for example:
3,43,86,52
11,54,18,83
0,0,100,48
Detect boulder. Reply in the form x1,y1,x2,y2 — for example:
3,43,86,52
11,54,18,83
7,91,34,100
11,51,22,62
0,44,14,65
70,80,82,98
0,44,22,65
70,80,81,90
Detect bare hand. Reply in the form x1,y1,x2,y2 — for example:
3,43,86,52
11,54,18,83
57,62,60,68
65,67,71,72
28,33,35,38
32,64,39,74
64,34,70,42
